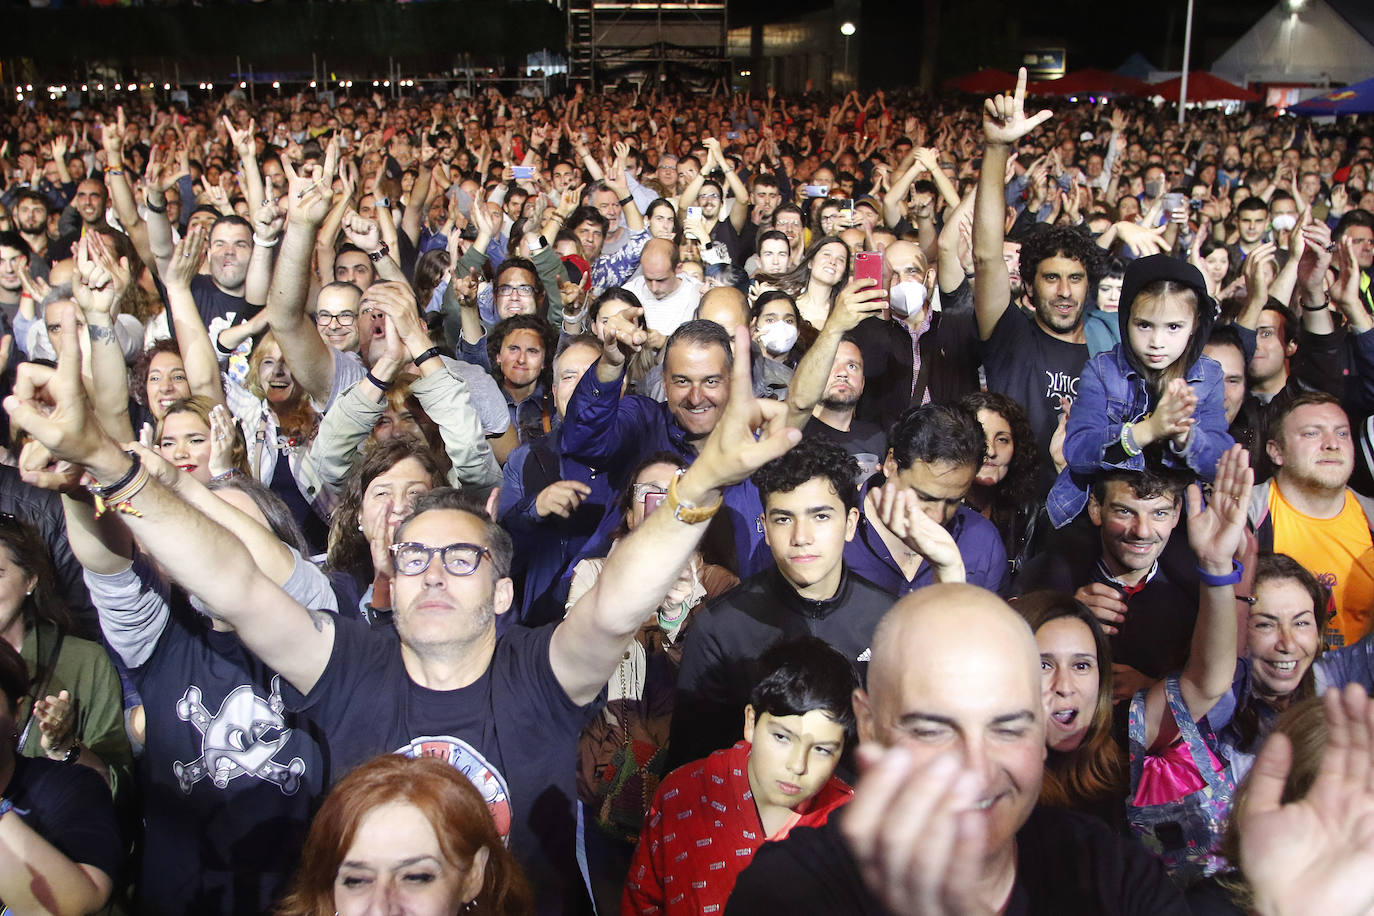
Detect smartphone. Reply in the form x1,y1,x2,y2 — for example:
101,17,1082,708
644,491,666,515
512,165,535,180
803,184,828,197
854,250,884,288
686,206,703,221
726,131,740,140
1162,191,1185,213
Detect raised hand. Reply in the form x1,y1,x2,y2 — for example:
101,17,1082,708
1185,444,1253,571
281,139,338,226
676,325,802,502
1240,684,1374,916
252,199,286,247
165,224,209,290
598,308,648,372
341,209,383,253
222,115,257,161
825,277,889,333
841,743,996,916
207,403,238,478
983,68,1052,146
4,306,120,475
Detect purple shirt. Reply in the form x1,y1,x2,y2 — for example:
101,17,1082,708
843,479,1007,596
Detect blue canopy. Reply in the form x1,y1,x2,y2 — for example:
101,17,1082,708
1290,75,1374,115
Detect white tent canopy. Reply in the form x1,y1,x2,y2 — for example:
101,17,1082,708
1212,0,1374,87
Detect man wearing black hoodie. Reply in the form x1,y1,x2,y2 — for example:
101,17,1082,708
667,438,893,768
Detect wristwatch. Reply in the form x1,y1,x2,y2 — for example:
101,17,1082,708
367,243,391,263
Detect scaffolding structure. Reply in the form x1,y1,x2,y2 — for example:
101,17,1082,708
567,0,729,90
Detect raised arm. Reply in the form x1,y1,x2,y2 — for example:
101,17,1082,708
266,145,342,406
401,140,438,247
223,116,265,214
974,68,1051,340
937,190,976,294
341,210,406,284
162,227,228,405
1143,444,1252,749
6,308,334,696
786,277,887,425
142,147,185,272
73,234,134,443
549,325,802,704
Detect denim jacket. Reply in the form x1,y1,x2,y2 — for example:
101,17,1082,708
1047,345,1232,528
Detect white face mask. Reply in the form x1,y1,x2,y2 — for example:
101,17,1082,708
888,280,928,318
759,320,800,355
1271,213,1298,233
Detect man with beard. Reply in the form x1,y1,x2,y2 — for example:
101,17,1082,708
10,191,55,280
974,72,1104,494
1251,393,1374,648
803,336,886,460
1218,143,1245,193
50,178,110,262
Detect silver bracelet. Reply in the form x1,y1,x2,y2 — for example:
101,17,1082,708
252,233,279,248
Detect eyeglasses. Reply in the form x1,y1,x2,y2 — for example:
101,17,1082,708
389,541,491,577
496,284,536,299
315,310,358,327
632,483,668,503
697,193,721,202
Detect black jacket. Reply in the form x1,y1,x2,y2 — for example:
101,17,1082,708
667,565,891,768
726,806,1189,916
0,465,96,636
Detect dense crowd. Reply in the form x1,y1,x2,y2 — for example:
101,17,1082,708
0,69,1373,915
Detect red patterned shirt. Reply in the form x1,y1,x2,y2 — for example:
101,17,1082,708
622,740,852,915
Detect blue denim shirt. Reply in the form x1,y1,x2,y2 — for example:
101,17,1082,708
1047,345,1232,528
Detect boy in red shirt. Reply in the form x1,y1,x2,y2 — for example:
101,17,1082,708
623,637,855,915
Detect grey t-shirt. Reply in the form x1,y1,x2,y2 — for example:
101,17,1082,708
440,354,511,435
87,545,338,668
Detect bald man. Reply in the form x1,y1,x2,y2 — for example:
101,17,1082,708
623,239,703,335
728,584,1187,915
691,286,794,401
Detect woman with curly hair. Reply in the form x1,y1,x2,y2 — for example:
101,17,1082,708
960,391,1040,573
276,754,532,916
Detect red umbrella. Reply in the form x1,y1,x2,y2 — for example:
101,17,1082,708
1149,71,1261,103
1025,68,1151,97
943,68,1017,94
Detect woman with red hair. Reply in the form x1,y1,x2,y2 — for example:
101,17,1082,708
276,754,533,916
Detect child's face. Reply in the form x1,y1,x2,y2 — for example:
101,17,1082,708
1127,292,1196,371
743,707,846,816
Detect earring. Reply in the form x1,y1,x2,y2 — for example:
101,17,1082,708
462,901,477,913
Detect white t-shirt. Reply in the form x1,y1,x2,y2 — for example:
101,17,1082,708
621,273,704,336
